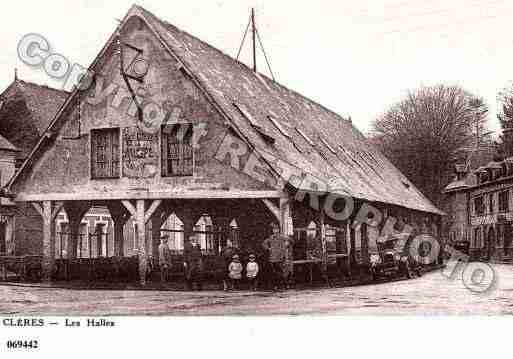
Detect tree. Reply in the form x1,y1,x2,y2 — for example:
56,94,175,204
496,83,513,159
371,84,489,206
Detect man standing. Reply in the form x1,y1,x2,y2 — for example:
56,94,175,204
262,222,287,290
158,235,172,283
221,242,237,291
184,236,203,290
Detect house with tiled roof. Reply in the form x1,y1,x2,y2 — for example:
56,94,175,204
2,5,443,284
0,75,69,163
0,75,69,256
443,142,513,261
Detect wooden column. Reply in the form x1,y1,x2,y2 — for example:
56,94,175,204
122,199,162,285
107,202,131,257
263,197,293,236
319,208,327,267
151,209,167,260
64,202,91,259
361,223,370,265
349,223,357,277
136,200,147,283
335,222,348,276
280,198,294,282
32,201,62,282
279,198,292,236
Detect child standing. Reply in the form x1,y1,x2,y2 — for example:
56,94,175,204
246,254,259,291
228,254,243,290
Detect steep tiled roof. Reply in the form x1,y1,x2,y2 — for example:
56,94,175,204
7,5,443,215
0,79,68,158
135,6,442,215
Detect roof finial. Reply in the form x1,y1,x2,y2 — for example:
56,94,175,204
14,68,18,81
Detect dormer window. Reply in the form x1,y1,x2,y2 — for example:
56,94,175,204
295,127,314,146
233,103,274,144
320,136,336,154
234,103,261,129
267,115,291,138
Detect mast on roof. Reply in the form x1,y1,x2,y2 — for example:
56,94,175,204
236,8,276,81
251,8,257,72
14,68,18,81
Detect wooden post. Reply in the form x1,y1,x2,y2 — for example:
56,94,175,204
32,201,61,283
122,199,162,285
64,202,90,260
361,223,370,265
107,202,131,257
279,197,294,283
279,198,289,235
318,207,330,286
349,224,356,277
151,210,167,261
136,200,147,285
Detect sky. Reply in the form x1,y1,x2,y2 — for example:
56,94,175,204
0,0,511,136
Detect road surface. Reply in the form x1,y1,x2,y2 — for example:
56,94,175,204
0,264,511,315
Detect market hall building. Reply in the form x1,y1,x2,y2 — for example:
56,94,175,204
2,5,442,284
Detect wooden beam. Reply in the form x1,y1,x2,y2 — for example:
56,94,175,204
121,200,137,218
31,202,43,218
135,199,147,285
63,202,91,260
279,197,293,236
41,200,55,282
144,199,162,224
107,202,130,222
15,190,286,202
51,202,64,222
261,199,280,222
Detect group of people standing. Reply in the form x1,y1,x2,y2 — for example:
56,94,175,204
158,234,204,290
157,222,292,291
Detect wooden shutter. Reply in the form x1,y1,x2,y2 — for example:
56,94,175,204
91,129,119,179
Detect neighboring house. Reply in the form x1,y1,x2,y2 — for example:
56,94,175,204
0,134,20,254
3,5,442,284
444,142,513,261
0,76,69,256
0,77,113,256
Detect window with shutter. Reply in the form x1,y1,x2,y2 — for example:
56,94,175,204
161,124,194,176
91,128,120,179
